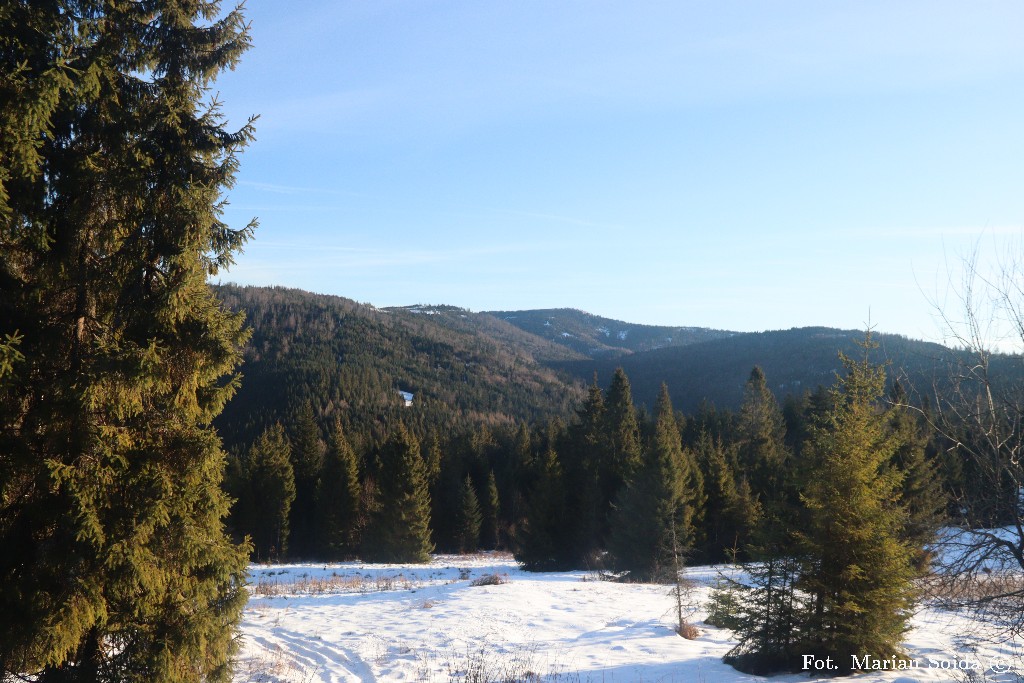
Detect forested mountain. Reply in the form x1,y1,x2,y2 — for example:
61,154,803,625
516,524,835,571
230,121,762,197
214,286,586,453
551,326,1004,414
487,308,735,358
215,287,1017,451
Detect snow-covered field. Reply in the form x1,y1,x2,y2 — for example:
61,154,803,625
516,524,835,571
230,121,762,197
233,553,1022,682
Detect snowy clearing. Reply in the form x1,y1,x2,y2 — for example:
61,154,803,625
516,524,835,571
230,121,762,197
234,553,1022,682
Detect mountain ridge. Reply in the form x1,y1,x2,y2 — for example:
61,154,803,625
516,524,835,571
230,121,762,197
212,285,1007,449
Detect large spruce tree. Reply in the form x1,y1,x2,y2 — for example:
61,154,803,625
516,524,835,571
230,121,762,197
317,417,362,559
247,424,296,560
515,432,572,571
736,367,789,504
289,402,323,558
602,368,643,524
608,384,703,580
0,1,254,680
795,342,916,672
363,424,434,563
453,475,483,554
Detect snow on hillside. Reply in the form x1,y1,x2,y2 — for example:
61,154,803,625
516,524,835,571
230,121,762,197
234,553,1022,682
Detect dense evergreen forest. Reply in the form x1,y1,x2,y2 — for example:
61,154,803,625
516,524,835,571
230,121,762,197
217,291,979,565
214,285,587,454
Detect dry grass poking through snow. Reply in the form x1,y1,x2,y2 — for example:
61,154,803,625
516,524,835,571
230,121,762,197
252,571,417,597
468,573,509,587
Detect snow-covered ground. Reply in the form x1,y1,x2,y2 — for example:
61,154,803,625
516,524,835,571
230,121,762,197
234,553,1022,682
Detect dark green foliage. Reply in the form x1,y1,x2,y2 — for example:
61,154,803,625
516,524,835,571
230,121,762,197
454,475,483,554
603,367,643,517
515,427,573,571
697,431,760,562
887,381,944,571
480,470,502,550
705,578,746,631
607,385,702,581
423,431,443,488
0,2,253,680
736,367,789,504
363,425,434,563
561,378,608,559
552,326,1009,416
289,402,323,558
317,418,362,559
247,424,296,561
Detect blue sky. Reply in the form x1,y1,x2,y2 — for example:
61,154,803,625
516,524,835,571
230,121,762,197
214,1,1024,342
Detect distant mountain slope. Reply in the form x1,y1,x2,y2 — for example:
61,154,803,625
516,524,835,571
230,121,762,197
487,308,735,358
214,287,1019,446
551,327,982,414
214,286,585,451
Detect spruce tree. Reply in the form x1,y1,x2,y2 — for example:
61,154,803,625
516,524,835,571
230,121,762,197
516,446,565,570
480,470,502,550
725,550,804,674
888,380,944,571
363,424,434,563
736,367,789,504
795,340,916,672
698,431,760,562
602,367,643,520
0,2,253,680
453,475,483,554
608,385,702,581
509,422,535,526
563,377,607,559
422,430,444,488
289,401,323,558
516,423,572,571
317,417,362,559
248,424,297,560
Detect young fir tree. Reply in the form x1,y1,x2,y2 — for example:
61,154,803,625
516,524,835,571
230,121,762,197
0,3,253,680
363,424,434,563
794,340,917,673
453,475,483,554
248,424,297,561
724,547,804,674
317,417,362,559
608,385,702,581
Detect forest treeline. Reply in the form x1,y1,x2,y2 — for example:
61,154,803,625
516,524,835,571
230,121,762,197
224,349,987,567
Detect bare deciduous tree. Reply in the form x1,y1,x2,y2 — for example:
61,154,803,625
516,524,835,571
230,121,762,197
900,241,1024,639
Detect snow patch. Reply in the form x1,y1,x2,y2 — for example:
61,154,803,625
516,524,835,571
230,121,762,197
234,555,1019,683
